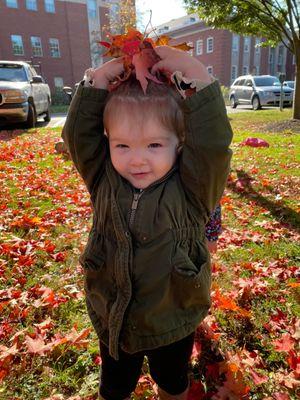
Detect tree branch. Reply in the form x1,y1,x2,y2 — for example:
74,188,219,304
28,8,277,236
290,0,300,33
259,0,294,45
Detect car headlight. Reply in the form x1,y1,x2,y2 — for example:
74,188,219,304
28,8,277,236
2,89,27,103
262,91,274,97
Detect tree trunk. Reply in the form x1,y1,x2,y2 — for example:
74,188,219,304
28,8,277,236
292,40,300,120
292,63,300,120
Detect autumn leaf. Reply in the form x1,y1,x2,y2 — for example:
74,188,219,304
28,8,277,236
272,333,295,352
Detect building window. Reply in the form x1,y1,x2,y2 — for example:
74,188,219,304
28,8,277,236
232,34,239,51
292,54,296,65
87,0,97,18
242,66,249,75
6,0,18,8
207,37,214,53
54,77,64,88
269,48,275,64
207,66,213,75
244,37,250,53
278,45,284,65
255,38,261,54
49,38,60,58
231,65,237,81
187,41,193,56
31,36,43,57
196,39,203,55
253,65,259,75
44,0,55,13
26,0,37,10
11,35,24,55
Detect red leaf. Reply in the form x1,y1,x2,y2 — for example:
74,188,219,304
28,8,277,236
132,49,162,94
272,333,295,352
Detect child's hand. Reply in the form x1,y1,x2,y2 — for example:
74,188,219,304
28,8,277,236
88,57,124,89
151,46,211,83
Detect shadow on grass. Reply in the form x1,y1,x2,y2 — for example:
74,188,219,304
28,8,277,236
228,169,300,233
0,120,48,141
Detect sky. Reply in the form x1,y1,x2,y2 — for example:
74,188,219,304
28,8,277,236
136,0,187,30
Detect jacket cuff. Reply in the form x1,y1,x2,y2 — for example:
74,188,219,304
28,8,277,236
183,80,223,112
75,80,109,102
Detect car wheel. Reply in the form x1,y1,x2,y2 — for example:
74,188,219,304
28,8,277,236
25,103,36,129
230,96,237,108
252,96,261,111
44,100,51,122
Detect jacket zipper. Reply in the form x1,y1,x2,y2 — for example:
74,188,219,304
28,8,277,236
128,190,143,229
128,166,177,229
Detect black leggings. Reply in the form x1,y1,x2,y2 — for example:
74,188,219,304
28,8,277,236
99,333,195,400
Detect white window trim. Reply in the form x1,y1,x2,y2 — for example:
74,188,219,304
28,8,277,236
11,34,24,56
242,66,249,75
31,36,43,57
207,66,213,75
196,39,203,55
206,37,213,53
49,38,60,58
231,65,237,81
244,37,250,53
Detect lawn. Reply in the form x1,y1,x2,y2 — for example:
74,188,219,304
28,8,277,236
0,108,299,399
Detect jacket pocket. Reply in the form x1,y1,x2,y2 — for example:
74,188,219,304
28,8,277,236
171,241,211,309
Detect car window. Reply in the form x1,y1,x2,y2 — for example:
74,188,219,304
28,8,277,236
245,79,252,86
239,79,246,86
0,64,27,82
254,76,280,86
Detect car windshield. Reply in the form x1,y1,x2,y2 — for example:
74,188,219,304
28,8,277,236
0,65,27,82
286,81,295,88
254,77,281,86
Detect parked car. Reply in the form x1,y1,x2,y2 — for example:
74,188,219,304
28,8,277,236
0,60,51,128
229,75,294,110
283,80,295,89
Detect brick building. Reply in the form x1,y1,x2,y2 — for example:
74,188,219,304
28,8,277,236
0,0,127,91
153,14,296,87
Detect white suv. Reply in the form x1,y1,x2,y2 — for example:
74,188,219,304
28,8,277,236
229,75,294,110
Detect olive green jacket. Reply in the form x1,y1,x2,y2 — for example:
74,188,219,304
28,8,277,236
62,80,233,359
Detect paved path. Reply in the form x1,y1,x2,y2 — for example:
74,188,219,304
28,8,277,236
46,106,278,128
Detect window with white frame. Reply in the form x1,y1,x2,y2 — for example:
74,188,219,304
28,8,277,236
242,66,249,75
231,65,237,81
232,34,239,51
244,37,250,53
278,45,284,65
26,0,37,10
11,35,24,55
54,77,64,88
207,37,213,53
31,36,43,57
187,41,193,56
207,66,213,75
6,0,18,8
255,38,261,54
87,0,97,18
44,0,55,13
253,65,259,75
196,39,203,55
269,48,275,64
49,38,60,58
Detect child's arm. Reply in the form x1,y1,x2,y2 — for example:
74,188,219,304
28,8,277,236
62,58,124,194
153,46,233,218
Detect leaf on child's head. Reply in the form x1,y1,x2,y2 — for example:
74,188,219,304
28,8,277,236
98,28,192,93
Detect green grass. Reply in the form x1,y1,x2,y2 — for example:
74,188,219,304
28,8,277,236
0,110,299,399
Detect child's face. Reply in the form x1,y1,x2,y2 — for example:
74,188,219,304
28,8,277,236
108,116,179,189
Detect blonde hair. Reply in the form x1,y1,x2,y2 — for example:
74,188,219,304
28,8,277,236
103,78,185,145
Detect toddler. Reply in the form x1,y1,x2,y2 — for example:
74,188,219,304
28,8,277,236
62,45,232,400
